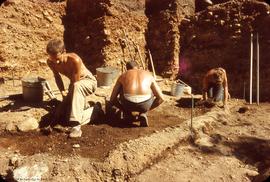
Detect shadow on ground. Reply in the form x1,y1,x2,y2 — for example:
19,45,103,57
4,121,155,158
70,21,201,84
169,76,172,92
225,137,270,182
192,135,270,182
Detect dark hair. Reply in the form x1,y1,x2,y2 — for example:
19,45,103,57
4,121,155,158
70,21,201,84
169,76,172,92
126,61,138,70
46,38,65,55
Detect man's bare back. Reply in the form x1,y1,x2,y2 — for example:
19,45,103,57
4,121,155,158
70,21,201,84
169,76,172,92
110,61,164,114
119,69,154,95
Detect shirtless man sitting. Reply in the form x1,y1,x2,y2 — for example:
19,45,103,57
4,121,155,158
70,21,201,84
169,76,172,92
109,61,164,127
202,67,229,107
46,38,97,138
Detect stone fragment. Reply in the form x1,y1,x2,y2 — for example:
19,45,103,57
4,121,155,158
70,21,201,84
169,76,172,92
6,122,17,131
45,16,53,23
42,11,53,23
9,156,19,167
219,20,225,26
72,144,80,148
13,163,48,182
38,59,47,65
104,29,111,36
17,117,39,132
246,169,259,177
203,0,213,5
195,136,214,147
208,11,213,16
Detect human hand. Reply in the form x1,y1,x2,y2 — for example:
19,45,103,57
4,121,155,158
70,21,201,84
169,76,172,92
61,90,68,99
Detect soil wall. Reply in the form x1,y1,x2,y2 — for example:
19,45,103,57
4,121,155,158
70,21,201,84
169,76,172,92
65,0,147,72
0,0,65,78
65,0,195,75
179,0,270,101
146,0,195,75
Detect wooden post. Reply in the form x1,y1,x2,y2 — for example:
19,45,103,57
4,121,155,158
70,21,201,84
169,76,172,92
249,33,253,104
135,44,145,70
243,81,246,100
256,32,260,105
191,94,194,132
148,49,156,79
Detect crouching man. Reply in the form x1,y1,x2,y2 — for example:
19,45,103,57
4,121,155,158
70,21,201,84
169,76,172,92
202,67,229,108
46,38,97,138
108,61,164,127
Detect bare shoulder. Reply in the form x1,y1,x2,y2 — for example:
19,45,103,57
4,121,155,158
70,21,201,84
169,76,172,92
205,69,213,77
67,53,81,63
116,73,125,85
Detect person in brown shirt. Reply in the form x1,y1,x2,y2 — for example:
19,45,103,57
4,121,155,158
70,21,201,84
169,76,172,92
202,67,229,107
109,61,164,127
46,38,97,137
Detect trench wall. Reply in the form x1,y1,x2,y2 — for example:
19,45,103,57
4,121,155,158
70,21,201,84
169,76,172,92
64,0,147,72
146,0,195,74
64,0,195,74
179,0,270,101
64,0,270,101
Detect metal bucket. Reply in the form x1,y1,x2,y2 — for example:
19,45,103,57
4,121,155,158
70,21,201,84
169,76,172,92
22,76,44,102
171,82,185,97
96,67,119,87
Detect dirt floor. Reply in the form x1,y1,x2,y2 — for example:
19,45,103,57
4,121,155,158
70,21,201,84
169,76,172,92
0,78,206,161
132,103,270,182
0,96,204,161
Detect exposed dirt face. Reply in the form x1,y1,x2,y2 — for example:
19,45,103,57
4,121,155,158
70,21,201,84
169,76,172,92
179,0,270,101
0,0,65,79
146,0,195,74
64,0,148,72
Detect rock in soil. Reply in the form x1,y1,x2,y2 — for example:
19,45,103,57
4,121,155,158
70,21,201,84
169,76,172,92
17,117,39,132
5,122,17,132
13,162,48,182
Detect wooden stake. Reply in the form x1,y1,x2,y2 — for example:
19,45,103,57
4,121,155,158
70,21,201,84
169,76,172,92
256,32,260,105
148,49,156,79
12,68,15,86
120,46,126,73
134,44,145,70
189,93,194,139
249,33,253,104
243,81,246,100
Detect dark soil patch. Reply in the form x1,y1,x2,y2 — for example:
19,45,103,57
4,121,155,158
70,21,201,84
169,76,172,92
0,107,204,161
